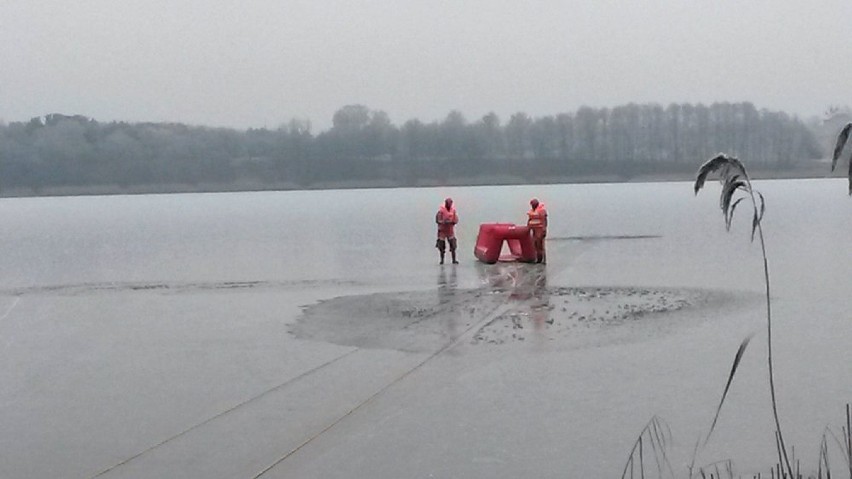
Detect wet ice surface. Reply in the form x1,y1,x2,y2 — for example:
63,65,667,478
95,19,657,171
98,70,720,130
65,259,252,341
0,180,851,478
1,278,360,296
294,280,733,352
470,286,711,346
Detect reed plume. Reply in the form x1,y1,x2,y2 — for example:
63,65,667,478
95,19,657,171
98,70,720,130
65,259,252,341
693,153,792,479
832,122,852,195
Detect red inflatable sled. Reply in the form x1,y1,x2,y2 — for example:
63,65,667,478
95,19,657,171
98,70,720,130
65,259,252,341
473,223,537,264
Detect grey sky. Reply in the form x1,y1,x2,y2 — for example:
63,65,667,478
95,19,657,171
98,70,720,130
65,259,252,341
2,0,849,131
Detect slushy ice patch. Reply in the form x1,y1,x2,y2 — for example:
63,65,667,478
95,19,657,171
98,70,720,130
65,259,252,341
291,286,736,352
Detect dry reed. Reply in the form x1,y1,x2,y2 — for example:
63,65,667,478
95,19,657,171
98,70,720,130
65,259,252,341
623,151,852,478
832,122,852,195
694,153,792,478
620,416,675,479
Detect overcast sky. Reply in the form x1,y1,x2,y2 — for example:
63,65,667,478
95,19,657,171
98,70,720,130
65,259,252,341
1,0,850,131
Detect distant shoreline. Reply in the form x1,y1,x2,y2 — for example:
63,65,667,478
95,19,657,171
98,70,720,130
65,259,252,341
1,162,841,198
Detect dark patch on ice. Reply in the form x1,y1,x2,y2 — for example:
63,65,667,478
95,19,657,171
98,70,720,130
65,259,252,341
547,235,663,242
0,279,360,297
291,284,742,353
469,286,724,348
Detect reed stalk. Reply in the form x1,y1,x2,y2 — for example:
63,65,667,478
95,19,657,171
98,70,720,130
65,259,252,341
694,154,793,478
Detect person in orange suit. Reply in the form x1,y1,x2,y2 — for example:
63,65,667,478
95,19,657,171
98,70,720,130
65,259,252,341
436,197,459,264
526,198,548,264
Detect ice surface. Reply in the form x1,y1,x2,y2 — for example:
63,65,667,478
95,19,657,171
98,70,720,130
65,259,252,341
0,180,850,478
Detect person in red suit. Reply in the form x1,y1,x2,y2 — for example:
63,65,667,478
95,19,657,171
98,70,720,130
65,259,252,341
436,198,459,264
526,198,548,264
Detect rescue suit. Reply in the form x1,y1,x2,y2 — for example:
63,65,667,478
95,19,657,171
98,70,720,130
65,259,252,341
436,201,459,264
527,201,547,264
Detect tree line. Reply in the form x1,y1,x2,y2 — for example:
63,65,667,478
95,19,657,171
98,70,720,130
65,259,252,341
0,102,824,193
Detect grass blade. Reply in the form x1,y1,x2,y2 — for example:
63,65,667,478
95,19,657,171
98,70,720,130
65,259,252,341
704,334,755,447
846,404,851,479
622,416,674,479
847,155,852,196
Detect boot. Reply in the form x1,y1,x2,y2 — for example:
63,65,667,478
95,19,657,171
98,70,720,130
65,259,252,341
439,252,445,265
451,251,458,264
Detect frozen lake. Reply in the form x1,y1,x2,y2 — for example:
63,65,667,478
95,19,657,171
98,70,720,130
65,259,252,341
0,179,850,478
